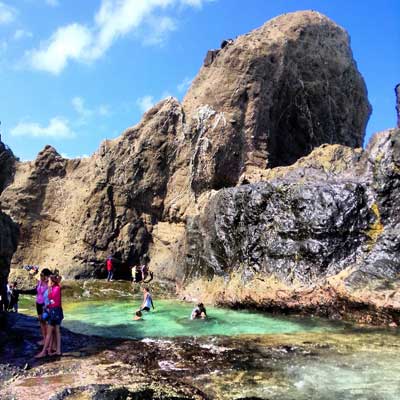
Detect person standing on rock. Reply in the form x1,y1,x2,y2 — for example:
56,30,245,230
106,256,114,282
35,274,64,357
20,268,52,345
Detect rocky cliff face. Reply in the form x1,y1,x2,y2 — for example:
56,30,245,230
183,11,370,193
184,129,400,288
0,142,19,309
1,10,387,320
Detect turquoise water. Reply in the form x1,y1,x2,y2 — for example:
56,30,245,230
61,299,343,339
18,295,400,399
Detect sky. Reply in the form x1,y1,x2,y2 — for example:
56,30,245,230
0,0,399,161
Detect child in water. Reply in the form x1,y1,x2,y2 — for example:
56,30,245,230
133,310,143,320
191,303,207,320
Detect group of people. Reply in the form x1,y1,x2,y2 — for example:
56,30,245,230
2,257,206,359
105,255,153,284
132,286,207,321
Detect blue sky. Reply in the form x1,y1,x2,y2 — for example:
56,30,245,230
1,0,399,161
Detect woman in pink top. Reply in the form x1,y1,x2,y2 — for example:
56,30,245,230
36,268,52,345
35,275,64,358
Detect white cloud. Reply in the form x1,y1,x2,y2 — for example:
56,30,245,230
72,96,92,119
61,152,89,159
27,0,214,74
98,104,111,116
14,29,33,40
136,92,174,113
136,95,155,113
0,2,16,25
45,0,60,7
10,117,76,139
28,23,92,74
72,96,111,122
143,16,177,46
177,76,193,92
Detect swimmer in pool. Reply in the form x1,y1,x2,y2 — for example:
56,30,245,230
133,310,143,320
191,303,207,320
138,287,154,312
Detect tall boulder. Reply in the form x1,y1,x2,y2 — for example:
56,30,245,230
183,11,371,193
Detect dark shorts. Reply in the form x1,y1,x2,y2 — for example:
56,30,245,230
36,302,44,316
141,306,150,312
48,307,64,326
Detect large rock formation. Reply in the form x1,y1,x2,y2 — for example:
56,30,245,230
183,11,371,193
184,128,400,288
0,142,18,311
0,10,380,314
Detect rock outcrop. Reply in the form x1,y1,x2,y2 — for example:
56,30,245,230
0,142,18,310
183,11,371,194
2,9,394,323
184,128,400,287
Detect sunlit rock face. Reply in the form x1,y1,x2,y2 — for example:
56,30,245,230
184,128,400,289
183,10,371,193
0,11,372,286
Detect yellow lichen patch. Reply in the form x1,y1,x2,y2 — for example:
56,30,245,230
365,202,384,250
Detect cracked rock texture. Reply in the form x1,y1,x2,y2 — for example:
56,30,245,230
185,129,400,293
0,10,383,302
0,142,18,307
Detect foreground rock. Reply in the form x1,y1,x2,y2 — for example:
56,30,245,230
1,311,400,400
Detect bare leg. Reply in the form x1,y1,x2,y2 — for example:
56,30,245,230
38,320,47,345
51,328,57,352
35,325,54,358
49,326,61,355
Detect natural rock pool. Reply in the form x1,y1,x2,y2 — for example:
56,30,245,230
14,295,400,399
63,299,343,339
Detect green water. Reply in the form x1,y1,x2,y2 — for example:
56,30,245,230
18,296,400,399
61,299,343,339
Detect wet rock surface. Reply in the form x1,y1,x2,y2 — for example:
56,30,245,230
185,129,400,284
183,129,400,322
1,311,400,400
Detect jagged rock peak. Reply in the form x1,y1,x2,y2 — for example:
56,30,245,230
183,10,371,193
0,139,16,195
34,145,66,177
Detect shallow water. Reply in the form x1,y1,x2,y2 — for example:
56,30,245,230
62,298,344,339
19,296,400,399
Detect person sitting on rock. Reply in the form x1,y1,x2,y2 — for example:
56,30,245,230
191,303,207,320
